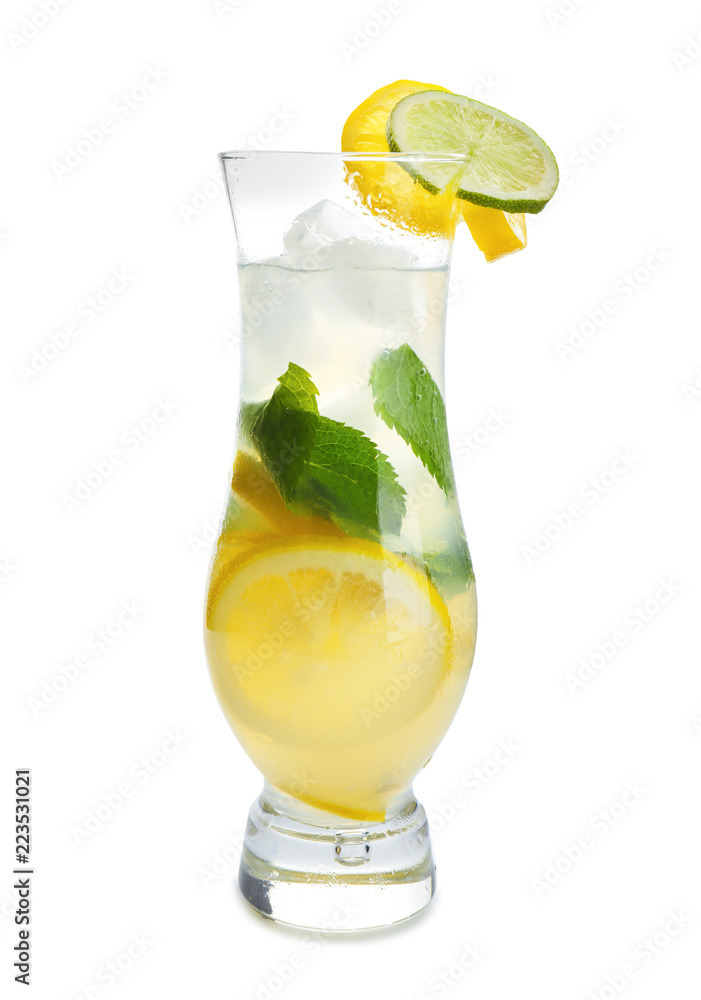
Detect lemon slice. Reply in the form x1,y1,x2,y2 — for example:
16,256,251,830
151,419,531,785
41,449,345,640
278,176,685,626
342,79,460,237
461,202,527,261
209,528,278,583
206,535,452,747
231,450,342,537
342,79,450,153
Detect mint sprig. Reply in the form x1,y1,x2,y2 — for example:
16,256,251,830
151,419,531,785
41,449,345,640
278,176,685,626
370,344,455,497
247,363,406,537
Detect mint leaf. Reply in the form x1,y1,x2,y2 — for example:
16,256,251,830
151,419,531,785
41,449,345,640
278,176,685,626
271,362,319,415
247,362,406,537
423,533,474,600
295,417,406,536
370,344,455,497
248,363,319,500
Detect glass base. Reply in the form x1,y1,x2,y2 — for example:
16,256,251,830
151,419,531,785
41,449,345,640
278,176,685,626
238,786,435,931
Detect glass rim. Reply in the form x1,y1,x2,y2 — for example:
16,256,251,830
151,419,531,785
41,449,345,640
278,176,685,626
218,149,472,163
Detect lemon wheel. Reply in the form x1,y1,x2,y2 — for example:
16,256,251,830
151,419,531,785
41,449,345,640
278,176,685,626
206,535,452,747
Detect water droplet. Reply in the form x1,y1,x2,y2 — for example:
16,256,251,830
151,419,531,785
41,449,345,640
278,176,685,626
419,367,426,375
285,407,291,414
416,393,422,401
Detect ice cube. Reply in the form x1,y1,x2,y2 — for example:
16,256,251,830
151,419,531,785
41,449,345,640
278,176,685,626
280,199,418,270
283,199,375,256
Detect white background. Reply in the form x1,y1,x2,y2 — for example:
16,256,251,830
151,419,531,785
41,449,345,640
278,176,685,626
2,0,700,997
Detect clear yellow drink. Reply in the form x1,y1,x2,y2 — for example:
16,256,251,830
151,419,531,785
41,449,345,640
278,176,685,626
204,452,476,820
204,250,478,822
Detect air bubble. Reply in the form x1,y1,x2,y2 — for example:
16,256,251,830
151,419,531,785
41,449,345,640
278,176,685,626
334,832,371,866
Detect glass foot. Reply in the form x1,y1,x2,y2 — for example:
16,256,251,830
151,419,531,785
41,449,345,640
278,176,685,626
238,786,435,931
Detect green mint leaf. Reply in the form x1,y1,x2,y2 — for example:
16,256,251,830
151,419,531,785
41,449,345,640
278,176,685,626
370,344,455,497
422,533,474,600
271,362,320,415
294,416,406,536
247,362,406,537
248,363,319,501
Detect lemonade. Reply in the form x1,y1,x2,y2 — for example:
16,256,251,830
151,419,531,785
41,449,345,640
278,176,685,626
205,249,477,820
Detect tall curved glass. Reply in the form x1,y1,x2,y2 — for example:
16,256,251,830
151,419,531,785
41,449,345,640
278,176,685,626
205,151,477,930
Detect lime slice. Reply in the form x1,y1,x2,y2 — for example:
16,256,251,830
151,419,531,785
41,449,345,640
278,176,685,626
342,80,529,256
387,91,559,214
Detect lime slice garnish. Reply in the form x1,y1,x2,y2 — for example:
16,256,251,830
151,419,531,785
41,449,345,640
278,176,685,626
386,90,559,214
